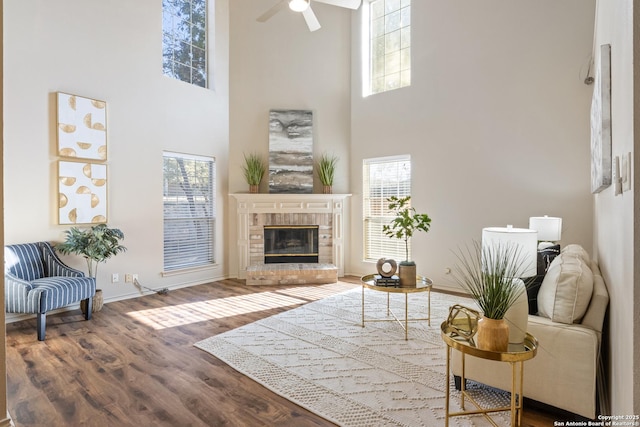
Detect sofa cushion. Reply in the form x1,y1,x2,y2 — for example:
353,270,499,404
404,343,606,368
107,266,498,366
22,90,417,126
537,254,594,324
30,276,96,313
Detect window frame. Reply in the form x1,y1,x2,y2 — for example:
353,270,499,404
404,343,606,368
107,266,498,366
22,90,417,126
162,0,209,88
362,155,412,263
363,0,411,96
163,151,216,272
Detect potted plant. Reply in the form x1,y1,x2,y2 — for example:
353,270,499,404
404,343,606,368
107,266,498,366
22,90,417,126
316,153,338,194
382,196,431,286
451,241,530,351
242,152,266,193
56,224,127,313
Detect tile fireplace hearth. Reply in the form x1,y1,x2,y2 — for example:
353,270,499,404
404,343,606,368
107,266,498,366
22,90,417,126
231,193,351,282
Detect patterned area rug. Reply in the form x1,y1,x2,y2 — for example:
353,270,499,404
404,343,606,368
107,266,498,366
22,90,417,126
195,285,512,426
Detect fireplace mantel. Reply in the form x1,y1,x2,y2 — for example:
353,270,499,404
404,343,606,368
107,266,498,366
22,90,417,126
231,193,351,279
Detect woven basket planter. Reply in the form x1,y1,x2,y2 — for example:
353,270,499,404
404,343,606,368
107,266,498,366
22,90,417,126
81,289,104,314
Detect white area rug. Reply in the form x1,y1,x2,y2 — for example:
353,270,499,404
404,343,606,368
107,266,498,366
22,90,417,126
195,285,512,426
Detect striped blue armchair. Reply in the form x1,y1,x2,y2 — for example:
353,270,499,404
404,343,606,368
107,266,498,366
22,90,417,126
5,242,96,341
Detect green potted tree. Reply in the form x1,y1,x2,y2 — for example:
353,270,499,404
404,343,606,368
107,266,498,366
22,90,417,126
316,153,338,194
451,241,530,351
56,224,127,313
382,196,431,287
242,152,266,193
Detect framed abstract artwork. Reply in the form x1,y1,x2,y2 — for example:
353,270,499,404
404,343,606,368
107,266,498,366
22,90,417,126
268,109,313,193
590,44,612,194
57,92,107,161
58,160,107,224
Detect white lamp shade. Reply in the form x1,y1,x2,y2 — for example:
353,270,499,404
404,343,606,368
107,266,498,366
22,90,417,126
529,216,562,242
482,226,538,278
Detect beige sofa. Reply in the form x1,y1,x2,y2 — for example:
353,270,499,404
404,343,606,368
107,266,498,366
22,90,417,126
451,247,609,419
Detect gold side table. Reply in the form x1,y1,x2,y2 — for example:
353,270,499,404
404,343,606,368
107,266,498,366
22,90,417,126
360,274,432,340
441,322,538,427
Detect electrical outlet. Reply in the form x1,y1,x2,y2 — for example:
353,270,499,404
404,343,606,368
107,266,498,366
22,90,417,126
125,274,133,283
112,273,119,283
132,274,138,282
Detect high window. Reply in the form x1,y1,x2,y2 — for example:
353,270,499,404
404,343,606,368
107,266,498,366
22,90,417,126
366,0,411,95
163,152,216,271
363,155,411,262
162,0,208,88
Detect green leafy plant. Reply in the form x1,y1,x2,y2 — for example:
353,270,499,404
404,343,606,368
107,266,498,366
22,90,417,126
382,196,431,264
451,241,529,319
242,152,266,186
56,224,127,278
316,153,338,186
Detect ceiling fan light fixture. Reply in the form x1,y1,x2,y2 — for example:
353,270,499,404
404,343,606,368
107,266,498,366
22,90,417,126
289,0,310,12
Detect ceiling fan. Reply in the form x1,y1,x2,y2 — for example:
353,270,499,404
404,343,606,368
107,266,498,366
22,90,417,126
257,0,362,32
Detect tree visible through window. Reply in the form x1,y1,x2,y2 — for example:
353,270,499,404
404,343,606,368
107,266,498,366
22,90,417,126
163,152,215,271
162,0,208,88
369,0,411,95
363,155,411,262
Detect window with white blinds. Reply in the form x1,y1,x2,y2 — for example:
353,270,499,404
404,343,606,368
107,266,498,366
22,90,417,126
363,155,411,262
163,152,215,271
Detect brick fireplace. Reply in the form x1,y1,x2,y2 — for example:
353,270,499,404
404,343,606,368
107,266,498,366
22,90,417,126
231,193,351,279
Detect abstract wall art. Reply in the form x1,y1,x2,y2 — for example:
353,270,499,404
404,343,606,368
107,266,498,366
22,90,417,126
57,92,107,160
590,44,612,194
268,109,313,193
58,160,107,224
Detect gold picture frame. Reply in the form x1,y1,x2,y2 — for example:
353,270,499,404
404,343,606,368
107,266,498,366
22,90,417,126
57,92,107,161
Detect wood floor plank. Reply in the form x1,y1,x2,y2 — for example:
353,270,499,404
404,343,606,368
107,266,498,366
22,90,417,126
6,277,562,426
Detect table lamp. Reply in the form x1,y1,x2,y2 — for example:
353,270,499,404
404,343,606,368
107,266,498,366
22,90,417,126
528,215,562,248
482,225,538,343
481,225,538,278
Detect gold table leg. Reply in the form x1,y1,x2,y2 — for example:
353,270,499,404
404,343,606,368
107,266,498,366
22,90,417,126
361,285,365,328
445,345,450,427
404,293,409,340
428,286,431,326
511,361,517,426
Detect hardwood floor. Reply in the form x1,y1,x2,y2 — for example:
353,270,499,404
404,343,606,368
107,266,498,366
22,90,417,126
6,277,562,426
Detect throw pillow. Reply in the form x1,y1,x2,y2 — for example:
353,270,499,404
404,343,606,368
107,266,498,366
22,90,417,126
526,275,544,315
537,254,594,324
537,244,561,275
561,244,590,264
526,245,561,315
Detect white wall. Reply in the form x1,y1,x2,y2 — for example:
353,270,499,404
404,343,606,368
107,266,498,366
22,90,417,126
228,0,353,277
350,1,596,290
591,0,638,414
3,0,230,305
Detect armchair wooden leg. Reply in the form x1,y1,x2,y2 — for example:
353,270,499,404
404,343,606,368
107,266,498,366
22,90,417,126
84,298,92,320
37,313,46,341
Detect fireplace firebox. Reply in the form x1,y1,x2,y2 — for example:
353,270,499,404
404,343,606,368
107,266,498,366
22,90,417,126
264,225,319,264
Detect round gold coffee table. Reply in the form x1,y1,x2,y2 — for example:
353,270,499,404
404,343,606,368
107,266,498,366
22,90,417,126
360,274,432,340
441,321,538,427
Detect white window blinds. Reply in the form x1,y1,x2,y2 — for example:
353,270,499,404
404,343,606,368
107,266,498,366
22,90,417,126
163,152,215,271
363,155,411,262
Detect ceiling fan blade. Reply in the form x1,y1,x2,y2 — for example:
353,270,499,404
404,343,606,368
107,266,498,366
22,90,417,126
313,0,361,10
257,0,288,22
302,7,321,32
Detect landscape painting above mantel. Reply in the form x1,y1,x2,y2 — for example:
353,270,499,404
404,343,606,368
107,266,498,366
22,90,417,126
268,109,313,194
